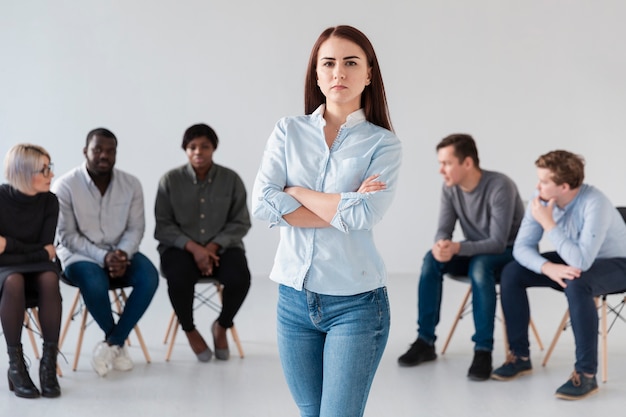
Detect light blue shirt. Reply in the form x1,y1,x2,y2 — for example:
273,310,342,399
52,163,146,268
513,184,626,273
252,106,402,295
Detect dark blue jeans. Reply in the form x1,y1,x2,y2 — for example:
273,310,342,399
417,248,514,351
500,252,626,375
64,252,159,346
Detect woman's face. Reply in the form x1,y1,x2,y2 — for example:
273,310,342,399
316,36,371,110
29,156,54,195
185,136,215,173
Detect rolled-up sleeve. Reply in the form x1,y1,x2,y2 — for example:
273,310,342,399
512,205,546,274
547,197,612,271
54,179,109,266
329,137,402,233
115,177,145,257
252,120,302,228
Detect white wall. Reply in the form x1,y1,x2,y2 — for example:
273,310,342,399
1,1,625,276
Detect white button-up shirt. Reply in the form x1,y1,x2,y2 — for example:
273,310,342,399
53,163,145,268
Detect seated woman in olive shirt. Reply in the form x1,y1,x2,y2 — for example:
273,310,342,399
155,123,251,361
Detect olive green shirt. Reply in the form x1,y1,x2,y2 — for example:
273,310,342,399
154,163,251,255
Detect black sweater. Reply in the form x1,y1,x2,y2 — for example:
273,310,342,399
0,184,59,266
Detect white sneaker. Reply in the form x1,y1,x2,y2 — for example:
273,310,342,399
111,344,134,371
91,341,114,377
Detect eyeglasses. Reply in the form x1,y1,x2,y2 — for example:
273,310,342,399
36,162,54,178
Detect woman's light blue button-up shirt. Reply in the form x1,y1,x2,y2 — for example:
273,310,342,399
252,106,402,295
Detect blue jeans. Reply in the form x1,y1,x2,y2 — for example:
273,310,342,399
417,248,514,351
500,252,626,375
277,285,390,417
64,252,159,346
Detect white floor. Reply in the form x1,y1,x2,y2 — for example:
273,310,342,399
2,273,626,417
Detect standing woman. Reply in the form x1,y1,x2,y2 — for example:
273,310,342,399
252,26,402,417
0,144,62,398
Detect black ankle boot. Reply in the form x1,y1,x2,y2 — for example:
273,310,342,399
39,342,61,398
7,344,40,398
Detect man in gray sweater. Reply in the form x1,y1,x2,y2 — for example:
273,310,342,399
398,133,524,381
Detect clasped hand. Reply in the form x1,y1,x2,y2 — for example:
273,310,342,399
105,250,130,278
190,242,220,276
431,239,459,263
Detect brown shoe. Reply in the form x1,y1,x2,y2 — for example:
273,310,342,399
185,328,212,362
212,321,230,360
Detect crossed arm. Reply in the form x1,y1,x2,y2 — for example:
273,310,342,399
282,174,386,228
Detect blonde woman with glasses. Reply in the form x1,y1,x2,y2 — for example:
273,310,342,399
0,144,62,399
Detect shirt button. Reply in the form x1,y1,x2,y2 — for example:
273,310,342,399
200,214,205,219
200,198,205,203
200,229,205,234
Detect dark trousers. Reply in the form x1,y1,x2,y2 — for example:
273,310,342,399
501,252,626,375
160,247,251,331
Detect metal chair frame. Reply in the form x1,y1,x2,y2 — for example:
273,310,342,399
163,278,244,361
58,284,151,371
542,293,626,383
441,274,544,355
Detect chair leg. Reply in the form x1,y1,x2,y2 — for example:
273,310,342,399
116,289,150,362
529,318,544,351
441,286,472,355
164,281,246,361
24,311,40,359
542,309,570,367
229,325,245,359
114,289,133,348
601,296,608,383
72,306,89,371
164,311,177,344
130,324,151,363
500,307,510,356
165,317,179,362
58,290,81,350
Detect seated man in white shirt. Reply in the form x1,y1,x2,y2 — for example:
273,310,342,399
53,128,159,377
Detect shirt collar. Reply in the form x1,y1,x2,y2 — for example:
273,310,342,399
312,104,366,129
185,163,216,184
561,184,587,212
80,161,115,184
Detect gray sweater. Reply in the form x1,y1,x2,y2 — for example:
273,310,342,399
435,170,524,256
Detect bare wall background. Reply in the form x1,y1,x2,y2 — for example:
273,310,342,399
1,0,625,276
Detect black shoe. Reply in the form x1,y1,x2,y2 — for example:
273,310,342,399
467,351,492,381
40,342,61,398
397,338,437,367
7,344,40,399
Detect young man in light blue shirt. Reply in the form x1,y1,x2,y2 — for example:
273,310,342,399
492,150,626,400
